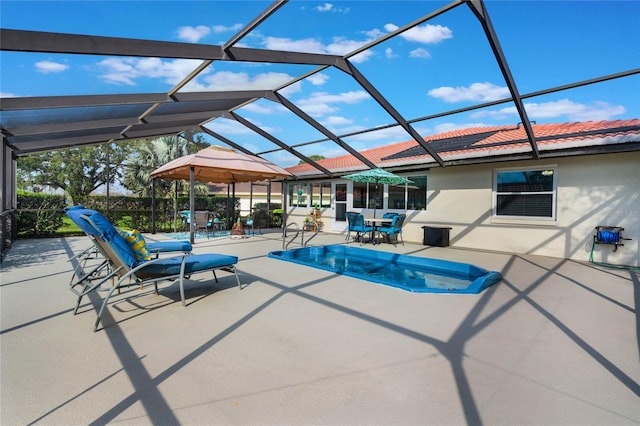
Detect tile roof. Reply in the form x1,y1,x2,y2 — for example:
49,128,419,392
286,119,640,177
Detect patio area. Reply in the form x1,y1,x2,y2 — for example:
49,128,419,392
1,231,638,425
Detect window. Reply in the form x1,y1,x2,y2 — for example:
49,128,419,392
406,176,427,210
389,175,427,210
288,183,308,207
353,182,367,208
311,182,331,208
493,167,556,219
388,183,406,209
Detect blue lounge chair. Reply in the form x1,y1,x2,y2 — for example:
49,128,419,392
66,208,241,331
65,206,193,292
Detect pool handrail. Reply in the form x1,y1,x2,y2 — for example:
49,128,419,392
283,220,319,250
283,222,301,250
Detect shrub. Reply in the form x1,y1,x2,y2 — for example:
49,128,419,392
16,192,66,238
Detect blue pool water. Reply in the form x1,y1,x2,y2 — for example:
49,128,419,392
268,245,502,294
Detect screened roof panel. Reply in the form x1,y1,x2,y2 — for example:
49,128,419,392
282,67,392,142
354,6,507,126
202,117,285,154
1,0,638,173
231,97,332,149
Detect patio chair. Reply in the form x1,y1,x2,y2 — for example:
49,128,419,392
345,212,374,243
193,210,213,237
245,210,264,236
67,208,241,331
65,206,193,291
378,214,406,246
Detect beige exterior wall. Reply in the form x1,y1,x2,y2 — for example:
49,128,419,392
289,151,639,267
409,152,639,267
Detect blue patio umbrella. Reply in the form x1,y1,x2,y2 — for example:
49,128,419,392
342,168,413,217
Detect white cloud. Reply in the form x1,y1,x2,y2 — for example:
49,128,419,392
278,80,304,96
400,24,453,44
177,25,211,42
0,92,17,97
386,23,453,44
195,71,294,91
471,99,627,122
527,99,626,121
316,2,349,13
321,116,354,126
384,23,399,33
385,48,397,59
365,28,385,39
296,90,370,116
328,37,374,63
348,50,374,63
204,118,255,135
306,73,329,86
262,35,373,63
212,23,243,33
302,91,370,105
97,57,202,86
317,3,333,12
409,48,431,59
263,36,326,53
35,60,69,74
428,82,510,103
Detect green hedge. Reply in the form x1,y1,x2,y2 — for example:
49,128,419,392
17,193,238,238
16,192,66,238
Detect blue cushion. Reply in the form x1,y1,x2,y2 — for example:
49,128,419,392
136,253,238,278
378,226,398,233
147,240,193,253
66,207,103,237
75,209,138,268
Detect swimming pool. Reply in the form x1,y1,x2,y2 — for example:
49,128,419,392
268,245,502,294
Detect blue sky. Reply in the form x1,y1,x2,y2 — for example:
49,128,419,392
1,0,639,167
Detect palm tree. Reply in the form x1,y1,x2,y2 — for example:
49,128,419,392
124,135,210,231
123,135,207,197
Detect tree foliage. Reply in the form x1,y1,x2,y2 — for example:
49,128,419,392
298,154,325,165
122,134,207,198
17,143,132,204
16,132,211,204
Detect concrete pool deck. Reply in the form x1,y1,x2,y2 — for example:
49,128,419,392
1,231,639,425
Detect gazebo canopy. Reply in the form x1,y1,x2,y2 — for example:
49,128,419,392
151,145,292,184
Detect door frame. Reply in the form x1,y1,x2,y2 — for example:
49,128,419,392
331,181,350,232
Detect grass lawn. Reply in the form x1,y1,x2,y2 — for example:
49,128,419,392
56,216,83,235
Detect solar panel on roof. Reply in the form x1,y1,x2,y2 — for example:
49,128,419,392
383,130,500,160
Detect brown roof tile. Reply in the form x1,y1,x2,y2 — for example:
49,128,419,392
286,119,640,176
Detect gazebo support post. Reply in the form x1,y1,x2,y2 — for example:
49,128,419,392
151,178,156,234
189,166,195,244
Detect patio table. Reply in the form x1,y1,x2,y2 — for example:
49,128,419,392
364,217,393,245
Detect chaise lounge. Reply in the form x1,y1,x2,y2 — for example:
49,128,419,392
65,205,193,291
66,207,241,331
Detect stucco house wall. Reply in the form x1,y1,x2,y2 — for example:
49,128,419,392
403,152,639,267
288,151,639,267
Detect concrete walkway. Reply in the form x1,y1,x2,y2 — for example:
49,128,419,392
1,231,638,425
